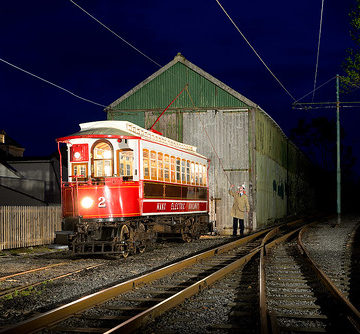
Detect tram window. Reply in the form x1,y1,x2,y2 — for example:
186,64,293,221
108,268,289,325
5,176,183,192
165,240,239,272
186,161,190,184
150,150,157,180
176,158,181,183
181,159,186,184
117,149,133,179
72,163,87,180
158,152,164,181
92,140,113,177
190,162,195,185
199,164,203,185
164,154,170,182
170,156,176,183
195,163,199,185
143,149,150,179
203,165,207,186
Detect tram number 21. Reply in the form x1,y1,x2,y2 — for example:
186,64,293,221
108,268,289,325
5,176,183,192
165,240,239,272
98,197,106,208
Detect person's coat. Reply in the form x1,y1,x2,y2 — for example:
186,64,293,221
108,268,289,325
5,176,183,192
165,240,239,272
229,189,250,219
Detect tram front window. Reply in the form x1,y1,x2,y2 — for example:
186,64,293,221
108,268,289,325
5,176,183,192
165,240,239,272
93,141,113,177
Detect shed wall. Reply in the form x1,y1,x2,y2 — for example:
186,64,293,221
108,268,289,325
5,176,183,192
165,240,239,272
254,111,289,225
254,110,315,226
287,141,315,215
183,110,250,235
255,153,287,227
108,111,145,128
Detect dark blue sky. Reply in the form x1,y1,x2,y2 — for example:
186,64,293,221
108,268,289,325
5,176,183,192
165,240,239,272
1,0,359,174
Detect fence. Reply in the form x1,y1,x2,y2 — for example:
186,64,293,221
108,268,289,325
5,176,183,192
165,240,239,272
0,206,62,251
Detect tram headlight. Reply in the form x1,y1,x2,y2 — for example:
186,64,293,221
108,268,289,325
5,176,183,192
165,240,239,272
81,197,94,209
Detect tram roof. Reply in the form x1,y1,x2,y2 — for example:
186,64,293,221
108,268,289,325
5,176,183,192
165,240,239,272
59,120,203,156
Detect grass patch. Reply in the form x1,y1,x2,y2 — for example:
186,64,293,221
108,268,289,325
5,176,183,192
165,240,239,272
2,285,44,300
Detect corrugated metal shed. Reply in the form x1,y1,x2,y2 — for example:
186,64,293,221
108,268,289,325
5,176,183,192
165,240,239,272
106,53,255,143
106,53,314,234
107,54,253,111
183,110,250,233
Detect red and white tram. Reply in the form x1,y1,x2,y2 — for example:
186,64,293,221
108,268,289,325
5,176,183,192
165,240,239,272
56,120,210,256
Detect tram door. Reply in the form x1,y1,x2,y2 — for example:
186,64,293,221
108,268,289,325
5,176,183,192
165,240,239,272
117,149,134,181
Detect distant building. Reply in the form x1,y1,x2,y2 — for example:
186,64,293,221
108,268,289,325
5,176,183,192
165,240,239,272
0,130,64,206
0,130,25,158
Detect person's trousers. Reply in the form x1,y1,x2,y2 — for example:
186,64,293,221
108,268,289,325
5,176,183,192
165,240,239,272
233,217,244,236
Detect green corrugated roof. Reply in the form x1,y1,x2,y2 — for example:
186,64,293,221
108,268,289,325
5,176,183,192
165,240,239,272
106,54,257,112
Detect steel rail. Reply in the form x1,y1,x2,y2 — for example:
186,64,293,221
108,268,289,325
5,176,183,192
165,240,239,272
0,264,104,299
298,224,360,332
0,229,268,334
111,221,307,333
105,221,308,333
259,225,281,334
0,262,70,282
259,224,305,334
105,247,261,333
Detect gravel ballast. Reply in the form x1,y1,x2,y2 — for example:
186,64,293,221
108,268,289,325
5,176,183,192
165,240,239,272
0,236,229,326
1,215,359,332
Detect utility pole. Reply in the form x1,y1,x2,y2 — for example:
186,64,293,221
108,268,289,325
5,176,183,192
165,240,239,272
336,74,341,224
292,75,344,220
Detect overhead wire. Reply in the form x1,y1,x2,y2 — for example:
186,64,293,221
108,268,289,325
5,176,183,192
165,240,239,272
69,0,162,68
68,1,233,185
0,57,107,108
1,0,165,109
68,1,359,188
214,0,296,102
293,76,336,104
293,105,360,110
312,0,325,102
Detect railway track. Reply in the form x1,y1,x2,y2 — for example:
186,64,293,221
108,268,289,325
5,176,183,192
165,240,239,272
350,221,360,311
0,229,269,334
140,218,360,334
1,217,359,334
263,220,360,334
0,261,106,299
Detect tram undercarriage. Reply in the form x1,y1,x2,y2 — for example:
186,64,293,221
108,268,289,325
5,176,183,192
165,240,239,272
57,214,210,256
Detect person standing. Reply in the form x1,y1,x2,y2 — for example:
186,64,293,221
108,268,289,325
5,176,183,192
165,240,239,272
229,184,250,237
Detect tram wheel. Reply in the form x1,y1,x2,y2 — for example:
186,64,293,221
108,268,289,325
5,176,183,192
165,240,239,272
181,217,195,242
113,224,130,258
120,224,130,258
182,233,192,243
137,223,146,254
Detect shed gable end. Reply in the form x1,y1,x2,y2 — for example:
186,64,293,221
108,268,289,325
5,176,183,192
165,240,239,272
107,61,251,112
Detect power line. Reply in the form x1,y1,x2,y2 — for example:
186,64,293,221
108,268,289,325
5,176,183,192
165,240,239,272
70,0,247,187
0,57,107,107
69,0,162,68
293,105,335,110
293,76,336,104
215,0,296,101
312,0,325,102
294,101,360,105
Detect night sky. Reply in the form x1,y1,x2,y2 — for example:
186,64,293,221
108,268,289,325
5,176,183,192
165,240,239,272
1,1,359,176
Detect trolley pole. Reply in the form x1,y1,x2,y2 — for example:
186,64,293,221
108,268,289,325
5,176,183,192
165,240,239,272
336,74,341,224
